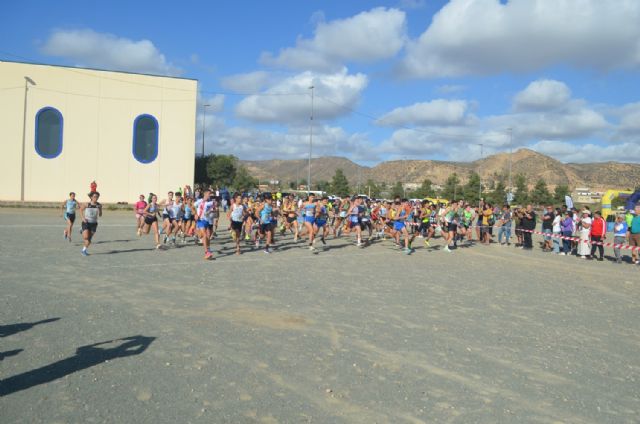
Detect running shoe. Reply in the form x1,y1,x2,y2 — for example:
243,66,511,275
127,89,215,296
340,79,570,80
424,240,430,247
309,245,316,251
204,251,212,260
163,235,168,244
404,247,412,255
443,246,451,253
321,237,326,245
81,249,89,256
255,240,260,248
264,248,271,254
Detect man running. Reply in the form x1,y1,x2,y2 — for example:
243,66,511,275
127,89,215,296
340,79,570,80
194,189,215,260
80,191,102,256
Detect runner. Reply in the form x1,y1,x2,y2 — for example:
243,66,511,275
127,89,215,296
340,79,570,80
134,194,147,237
183,196,196,241
314,197,331,247
256,193,277,253
229,193,246,255
390,198,411,254
282,194,299,242
194,189,215,260
160,191,174,237
61,192,79,243
141,194,162,249
335,195,350,237
79,191,102,256
348,197,365,248
302,194,318,250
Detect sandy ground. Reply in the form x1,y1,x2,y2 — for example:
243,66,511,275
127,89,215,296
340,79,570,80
0,208,638,423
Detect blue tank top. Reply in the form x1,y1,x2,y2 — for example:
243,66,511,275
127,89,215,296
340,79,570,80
304,203,316,217
184,205,192,219
261,204,273,223
65,199,77,214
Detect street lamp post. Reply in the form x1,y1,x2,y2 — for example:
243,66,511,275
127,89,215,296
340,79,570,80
201,103,210,157
308,86,314,195
477,143,484,205
21,76,36,202
507,127,513,204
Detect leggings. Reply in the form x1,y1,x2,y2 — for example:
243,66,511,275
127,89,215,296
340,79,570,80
590,235,604,259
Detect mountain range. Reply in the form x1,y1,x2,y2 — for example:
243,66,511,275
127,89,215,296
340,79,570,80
242,149,640,191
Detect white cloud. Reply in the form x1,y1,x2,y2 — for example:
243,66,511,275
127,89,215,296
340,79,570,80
513,79,571,111
235,68,368,123
398,0,426,10
377,99,472,127
220,71,271,93
435,84,466,95
206,124,378,162
616,102,640,135
530,140,640,163
261,7,407,72
400,0,640,78
41,29,180,76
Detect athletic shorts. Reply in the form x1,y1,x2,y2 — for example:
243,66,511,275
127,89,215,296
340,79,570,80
144,216,157,225
260,223,272,233
196,219,210,229
339,211,347,218
286,216,297,224
65,213,76,224
447,222,458,232
231,220,243,231
162,213,170,221
304,216,315,224
81,221,98,233
316,220,327,228
393,221,405,231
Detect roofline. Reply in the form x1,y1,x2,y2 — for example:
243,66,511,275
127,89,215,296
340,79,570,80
0,58,198,82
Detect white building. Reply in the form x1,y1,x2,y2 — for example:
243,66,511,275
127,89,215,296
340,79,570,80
0,60,197,203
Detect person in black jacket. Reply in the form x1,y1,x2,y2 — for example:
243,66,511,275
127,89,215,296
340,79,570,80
521,204,536,249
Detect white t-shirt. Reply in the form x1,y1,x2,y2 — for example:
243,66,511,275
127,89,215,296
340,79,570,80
580,217,592,236
552,215,562,232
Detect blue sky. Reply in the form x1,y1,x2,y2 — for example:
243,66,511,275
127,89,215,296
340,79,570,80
2,0,640,164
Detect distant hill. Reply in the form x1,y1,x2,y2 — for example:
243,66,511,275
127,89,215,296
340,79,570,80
241,149,640,191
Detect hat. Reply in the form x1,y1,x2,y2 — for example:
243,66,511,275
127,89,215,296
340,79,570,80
581,210,591,215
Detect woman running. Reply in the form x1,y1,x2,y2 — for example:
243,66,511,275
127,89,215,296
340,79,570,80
141,194,162,249
302,194,318,250
61,192,79,242
282,195,299,242
256,194,277,253
194,189,215,260
314,197,330,246
134,194,147,237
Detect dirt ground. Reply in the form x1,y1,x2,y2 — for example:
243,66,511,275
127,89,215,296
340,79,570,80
0,208,638,423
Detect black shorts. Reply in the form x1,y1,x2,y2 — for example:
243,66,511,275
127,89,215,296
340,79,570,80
231,220,243,231
82,221,98,233
66,213,76,224
286,216,297,224
145,216,157,225
260,223,273,233
447,222,458,232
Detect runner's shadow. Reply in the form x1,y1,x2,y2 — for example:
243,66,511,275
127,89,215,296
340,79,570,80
97,248,157,255
0,335,155,397
0,318,60,338
0,349,23,361
95,239,134,244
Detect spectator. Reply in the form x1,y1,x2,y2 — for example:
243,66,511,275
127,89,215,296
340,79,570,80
552,208,562,254
497,204,512,246
541,205,554,251
589,210,606,261
577,210,592,259
613,214,628,264
521,205,536,250
628,204,640,265
560,211,574,255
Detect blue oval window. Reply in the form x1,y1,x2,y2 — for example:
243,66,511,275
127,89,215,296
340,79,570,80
133,114,159,163
35,107,63,159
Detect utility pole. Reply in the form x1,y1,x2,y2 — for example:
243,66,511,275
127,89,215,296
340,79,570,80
477,143,484,205
201,103,210,157
507,127,513,204
21,76,36,202
308,85,314,195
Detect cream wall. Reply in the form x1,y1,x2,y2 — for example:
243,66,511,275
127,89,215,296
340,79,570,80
0,61,197,203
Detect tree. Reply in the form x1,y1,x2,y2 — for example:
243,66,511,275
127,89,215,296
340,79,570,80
530,178,552,205
553,184,570,205
489,180,507,205
194,154,214,185
391,181,404,198
364,179,381,198
206,154,238,187
330,169,350,196
413,179,436,198
442,173,460,201
314,180,331,192
233,165,258,191
514,174,529,205
463,172,481,203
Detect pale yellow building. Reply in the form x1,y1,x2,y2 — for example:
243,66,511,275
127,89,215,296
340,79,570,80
0,60,197,203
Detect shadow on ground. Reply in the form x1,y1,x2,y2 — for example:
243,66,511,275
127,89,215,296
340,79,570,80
0,318,60,338
0,335,155,397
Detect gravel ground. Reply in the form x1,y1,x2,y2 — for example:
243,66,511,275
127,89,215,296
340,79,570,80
0,208,638,423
